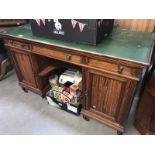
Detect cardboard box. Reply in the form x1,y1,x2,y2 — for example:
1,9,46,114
30,19,114,45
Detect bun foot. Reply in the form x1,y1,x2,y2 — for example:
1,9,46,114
22,87,28,93
83,115,90,121
117,131,123,135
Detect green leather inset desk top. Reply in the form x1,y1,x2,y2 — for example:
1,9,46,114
0,24,154,65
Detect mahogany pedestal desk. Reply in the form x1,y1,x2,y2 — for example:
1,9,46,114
0,25,154,134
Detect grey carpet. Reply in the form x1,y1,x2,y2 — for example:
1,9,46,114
0,70,140,135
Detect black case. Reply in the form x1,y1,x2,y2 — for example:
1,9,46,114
30,19,114,45
46,94,82,116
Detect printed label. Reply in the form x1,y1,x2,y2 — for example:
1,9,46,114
53,19,65,35
67,103,77,113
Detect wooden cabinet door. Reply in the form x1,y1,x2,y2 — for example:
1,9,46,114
85,68,136,123
10,49,38,88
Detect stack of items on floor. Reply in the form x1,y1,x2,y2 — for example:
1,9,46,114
46,68,82,115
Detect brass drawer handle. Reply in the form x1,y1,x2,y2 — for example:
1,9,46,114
118,66,124,74
66,54,72,61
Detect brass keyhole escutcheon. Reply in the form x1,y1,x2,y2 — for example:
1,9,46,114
66,54,72,61
118,66,124,74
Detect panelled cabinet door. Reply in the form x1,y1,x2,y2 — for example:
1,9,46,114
10,49,38,88
85,69,134,123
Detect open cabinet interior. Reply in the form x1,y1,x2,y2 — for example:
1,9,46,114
34,54,82,87
33,53,83,115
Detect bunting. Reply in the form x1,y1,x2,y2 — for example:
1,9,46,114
79,22,86,32
34,19,87,32
71,19,87,32
41,19,45,26
71,19,77,29
98,21,101,28
35,19,41,26
34,19,46,26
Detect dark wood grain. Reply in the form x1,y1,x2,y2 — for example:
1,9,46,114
81,68,138,133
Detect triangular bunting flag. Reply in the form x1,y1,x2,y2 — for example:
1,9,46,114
98,21,101,28
71,19,77,29
35,19,41,27
79,23,86,32
41,19,45,26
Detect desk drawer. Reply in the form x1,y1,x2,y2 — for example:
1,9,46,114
32,45,82,64
87,58,141,78
5,39,30,50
